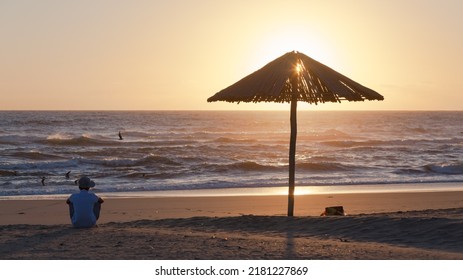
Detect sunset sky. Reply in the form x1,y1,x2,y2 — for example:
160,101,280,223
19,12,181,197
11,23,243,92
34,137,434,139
1,0,462,111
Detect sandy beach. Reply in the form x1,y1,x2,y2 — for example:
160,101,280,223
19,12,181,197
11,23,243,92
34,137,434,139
1,189,463,259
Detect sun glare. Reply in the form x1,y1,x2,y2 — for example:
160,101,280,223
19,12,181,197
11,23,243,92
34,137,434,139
269,186,314,196
295,62,303,73
249,27,340,73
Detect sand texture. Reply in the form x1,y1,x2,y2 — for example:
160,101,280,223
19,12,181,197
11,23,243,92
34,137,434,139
1,191,462,259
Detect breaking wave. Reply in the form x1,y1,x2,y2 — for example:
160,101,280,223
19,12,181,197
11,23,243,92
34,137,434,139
425,162,463,175
45,134,118,146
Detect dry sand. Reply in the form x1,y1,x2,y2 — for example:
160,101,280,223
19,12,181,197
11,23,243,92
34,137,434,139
1,191,463,259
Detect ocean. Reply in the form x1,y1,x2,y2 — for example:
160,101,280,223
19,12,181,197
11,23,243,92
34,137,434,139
0,111,462,197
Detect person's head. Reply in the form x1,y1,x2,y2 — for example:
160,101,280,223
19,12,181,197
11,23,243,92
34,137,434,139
77,176,95,190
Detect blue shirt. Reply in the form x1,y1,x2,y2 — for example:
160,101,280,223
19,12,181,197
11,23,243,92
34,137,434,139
68,190,100,228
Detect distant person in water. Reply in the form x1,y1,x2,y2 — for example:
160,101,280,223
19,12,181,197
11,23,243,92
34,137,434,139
118,131,123,140
41,176,46,186
65,171,71,179
66,176,104,228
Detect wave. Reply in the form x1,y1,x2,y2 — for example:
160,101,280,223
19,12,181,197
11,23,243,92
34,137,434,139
45,134,119,146
212,137,258,144
151,140,197,146
205,161,280,173
3,153,184,173
322,138,462,149
321,140,388,148
425,162,463,175
10,151,66,161
118,172,177,179
0,159,80,171
84,154,182,168
321,129,351,137
409,127,429,133
202,161,357,173
0,170,19,177
298,129,352,141
394,162,463,176
122,131,157,138
297,162,356,172
135,154,181,167
0,135,41,145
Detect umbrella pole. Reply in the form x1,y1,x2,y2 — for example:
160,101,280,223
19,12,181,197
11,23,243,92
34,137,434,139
287,96,297,216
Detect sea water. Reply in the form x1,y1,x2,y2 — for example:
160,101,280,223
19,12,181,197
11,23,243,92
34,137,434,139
0,111,462,197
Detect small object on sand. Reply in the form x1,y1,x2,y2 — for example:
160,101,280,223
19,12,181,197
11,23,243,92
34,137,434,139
118,131,123,140
65,171,71,179
321,206,345,216
41,177,46,186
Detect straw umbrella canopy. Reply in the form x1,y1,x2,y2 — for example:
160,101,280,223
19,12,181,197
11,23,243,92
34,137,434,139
208,51,383,216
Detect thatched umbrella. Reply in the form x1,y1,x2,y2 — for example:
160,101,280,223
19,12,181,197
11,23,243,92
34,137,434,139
208,51,383,216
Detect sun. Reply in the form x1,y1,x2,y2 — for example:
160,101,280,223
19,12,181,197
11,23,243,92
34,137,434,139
249,27,340,72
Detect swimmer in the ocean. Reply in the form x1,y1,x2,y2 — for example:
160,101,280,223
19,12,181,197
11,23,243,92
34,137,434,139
66,171,71,179
118,131,123,140
41,176,46,186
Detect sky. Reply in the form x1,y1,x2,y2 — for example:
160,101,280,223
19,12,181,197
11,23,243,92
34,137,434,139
1,0,462,111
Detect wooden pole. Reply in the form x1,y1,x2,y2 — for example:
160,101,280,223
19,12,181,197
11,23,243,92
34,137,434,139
287,93,297,216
